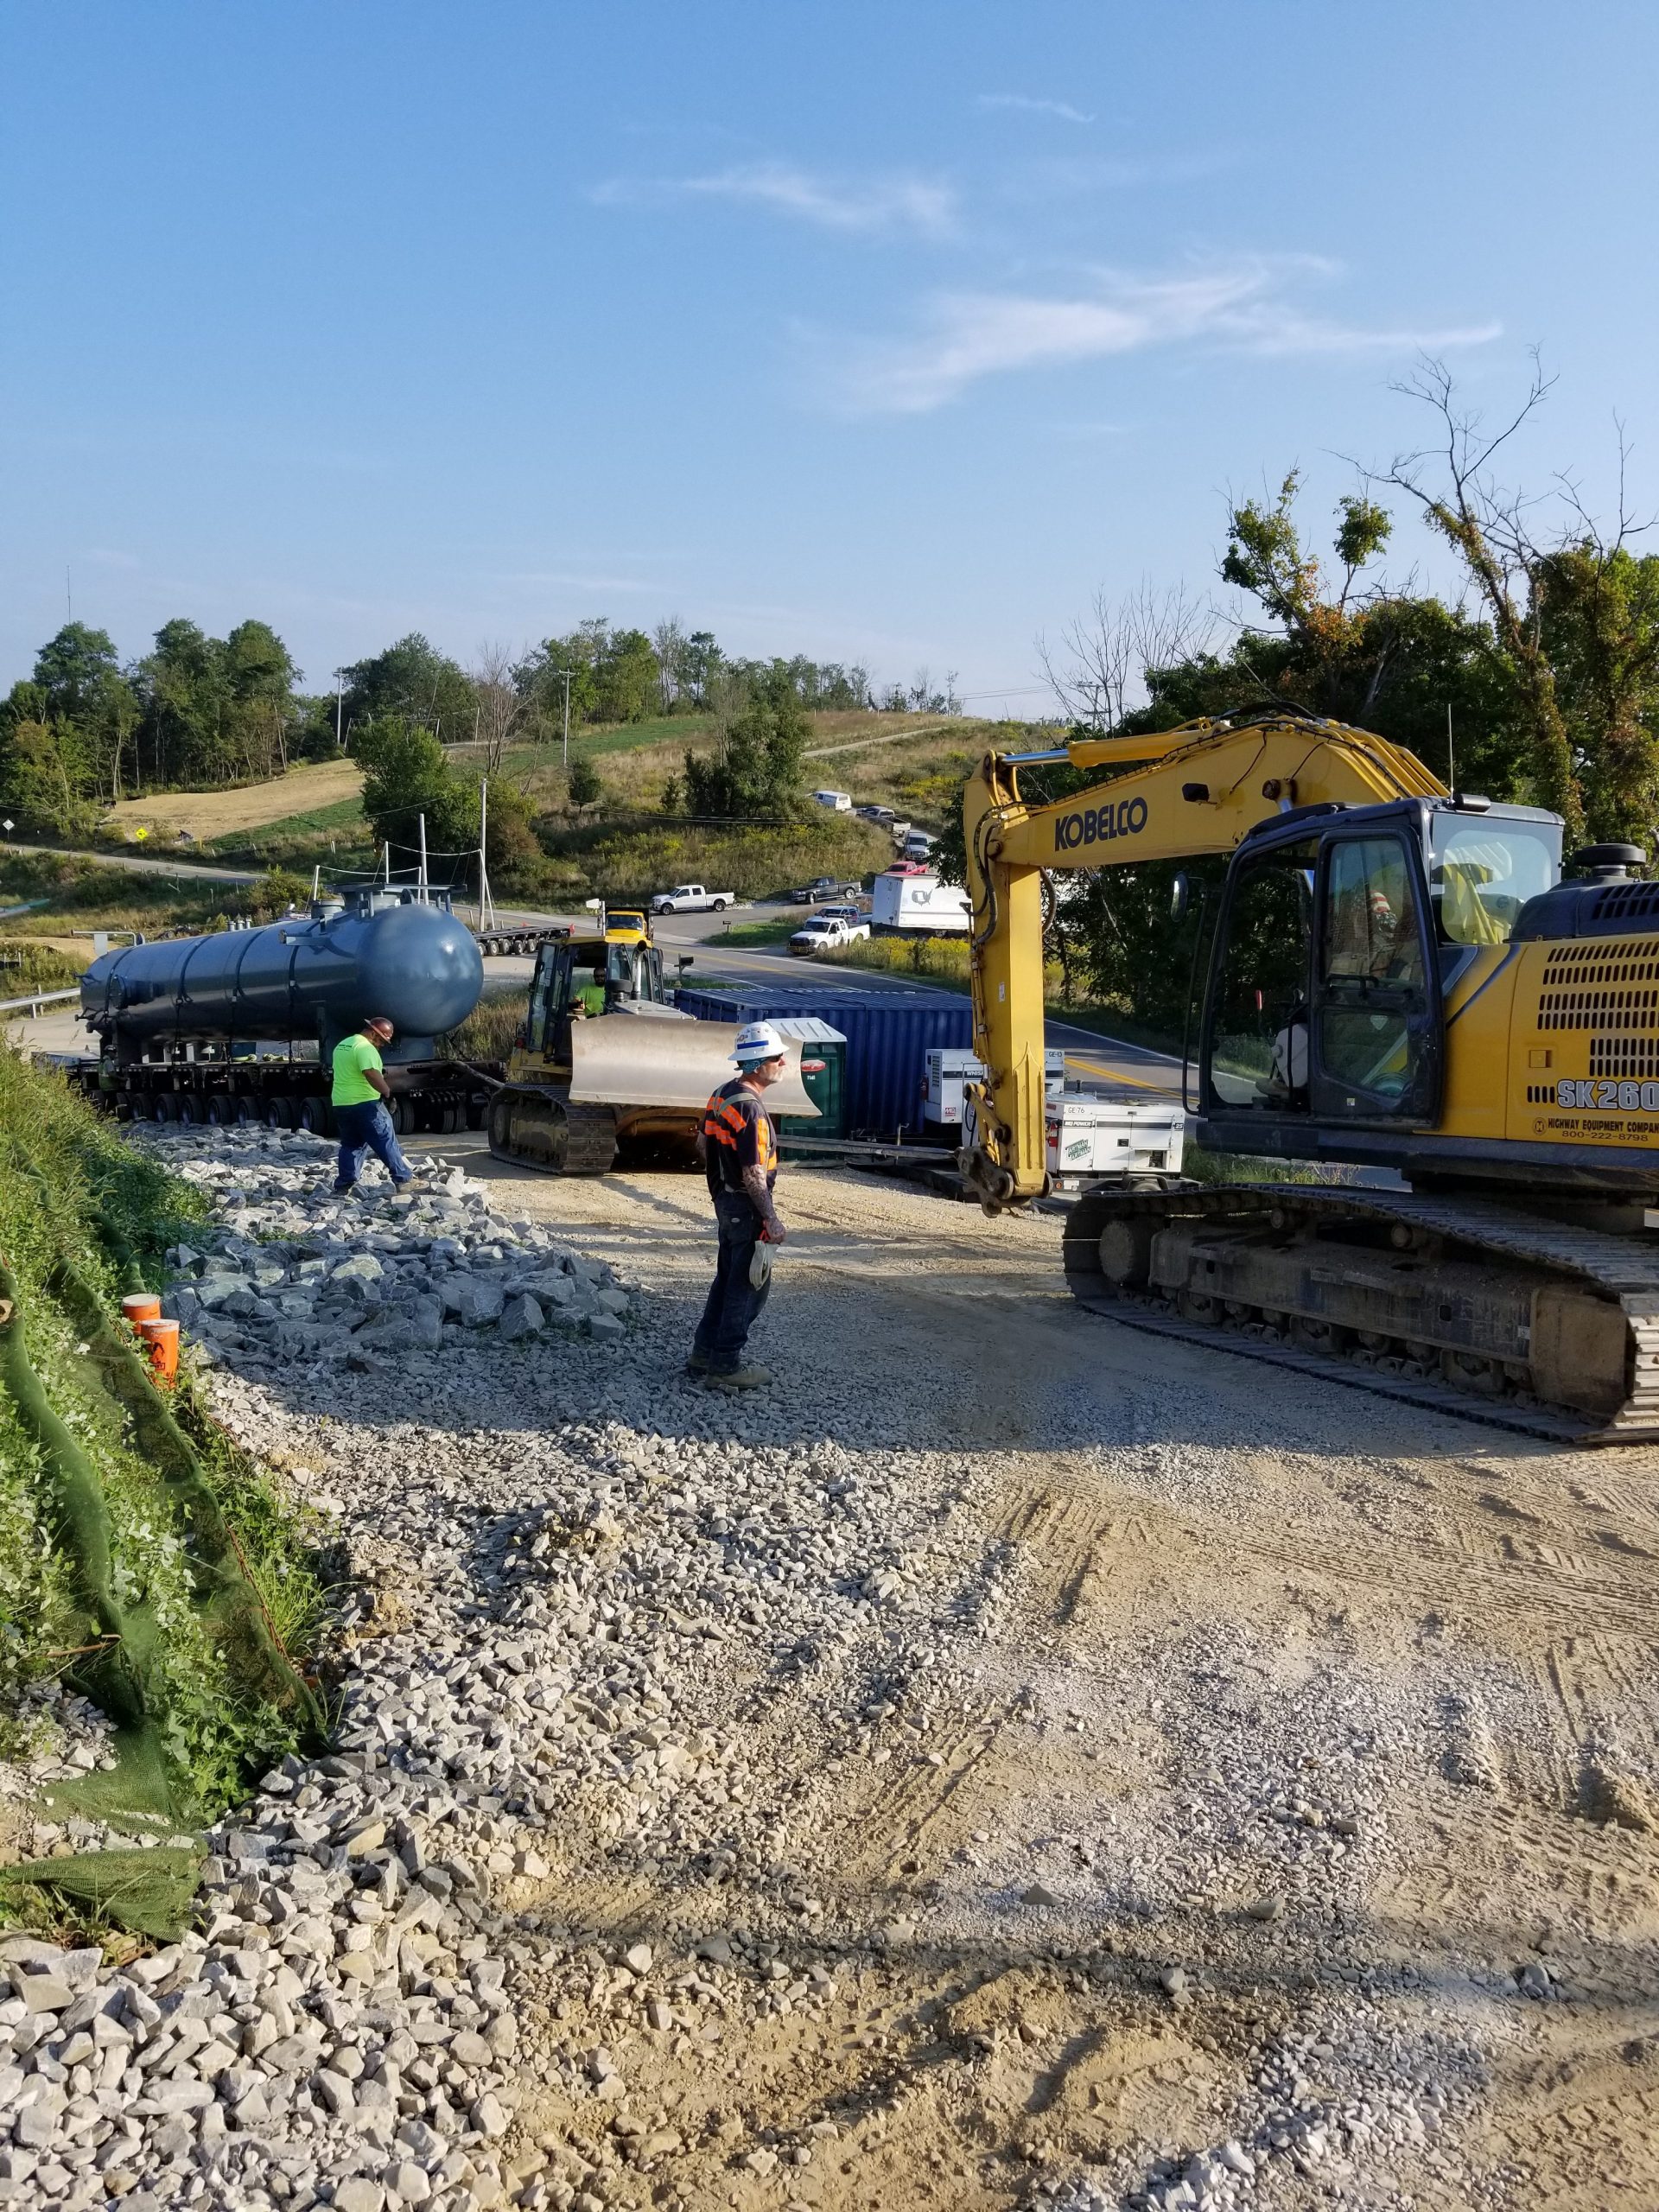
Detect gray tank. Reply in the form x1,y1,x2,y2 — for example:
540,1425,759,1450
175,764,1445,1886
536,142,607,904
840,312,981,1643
81,892,484,1056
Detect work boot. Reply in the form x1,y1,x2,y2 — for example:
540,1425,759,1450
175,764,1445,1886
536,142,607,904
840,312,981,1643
706,1363,772,1391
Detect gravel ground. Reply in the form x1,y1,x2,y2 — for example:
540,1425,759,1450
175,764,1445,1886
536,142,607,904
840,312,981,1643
4,1128,1659,2212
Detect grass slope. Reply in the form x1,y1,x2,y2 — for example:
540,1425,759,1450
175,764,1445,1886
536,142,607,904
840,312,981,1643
0,1052,321,1835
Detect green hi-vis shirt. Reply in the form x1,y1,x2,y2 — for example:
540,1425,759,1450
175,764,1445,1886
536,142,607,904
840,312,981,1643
331,1032,384,1106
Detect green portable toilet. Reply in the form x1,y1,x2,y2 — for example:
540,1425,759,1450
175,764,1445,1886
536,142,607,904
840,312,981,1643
771,1016,848,1140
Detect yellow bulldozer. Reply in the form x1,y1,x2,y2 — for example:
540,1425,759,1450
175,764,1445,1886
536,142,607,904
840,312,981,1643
962,708,1659,1440
486,906,817,1174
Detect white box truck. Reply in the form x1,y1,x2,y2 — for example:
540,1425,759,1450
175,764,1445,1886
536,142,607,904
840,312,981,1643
810,789,853,812
870,868,971,936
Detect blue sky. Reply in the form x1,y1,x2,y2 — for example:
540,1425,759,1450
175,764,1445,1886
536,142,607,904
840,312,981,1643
3,1,1656,709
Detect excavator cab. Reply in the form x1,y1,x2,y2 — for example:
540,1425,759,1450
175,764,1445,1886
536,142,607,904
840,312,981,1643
1199,797,1560,1154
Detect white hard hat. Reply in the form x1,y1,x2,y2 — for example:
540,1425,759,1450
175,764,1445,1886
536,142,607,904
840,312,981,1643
733,1020,785,1063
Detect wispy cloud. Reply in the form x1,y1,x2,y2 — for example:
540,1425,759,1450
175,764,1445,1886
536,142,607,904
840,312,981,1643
498,569,655,596
820,260,1502,414
978,93,1095,125
591,162,957,238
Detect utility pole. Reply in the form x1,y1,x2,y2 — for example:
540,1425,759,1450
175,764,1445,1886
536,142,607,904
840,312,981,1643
383,840,391,887
561,670,571,770
334,671,345,749
1446,702,1456,795
479,779,486,926
478,779,496,930
417,812,429,904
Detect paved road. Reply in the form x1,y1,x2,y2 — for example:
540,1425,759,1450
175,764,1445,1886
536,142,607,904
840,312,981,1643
1,837,260,886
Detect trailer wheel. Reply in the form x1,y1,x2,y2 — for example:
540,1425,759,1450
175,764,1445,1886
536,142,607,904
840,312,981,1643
234,1096,257,1124
466,1096,486,1130
441,1099,463,1134
266,1096,295,1129
300,1095,329,1135
177,1096,202,1125
152,1095,179,1122
206,1096,232,1126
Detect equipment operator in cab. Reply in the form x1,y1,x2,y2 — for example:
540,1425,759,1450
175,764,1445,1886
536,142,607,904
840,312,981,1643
689,1021,788,1390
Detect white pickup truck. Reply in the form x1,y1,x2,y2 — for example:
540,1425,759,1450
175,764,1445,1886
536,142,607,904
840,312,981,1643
788,913,872,957
651,883,738,915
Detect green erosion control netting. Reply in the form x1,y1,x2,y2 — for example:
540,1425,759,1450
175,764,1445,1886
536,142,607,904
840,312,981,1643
0,1847,204,1944
0,1050,324,1937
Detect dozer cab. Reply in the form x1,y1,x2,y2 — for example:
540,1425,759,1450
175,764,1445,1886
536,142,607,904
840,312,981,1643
487,908,818,1174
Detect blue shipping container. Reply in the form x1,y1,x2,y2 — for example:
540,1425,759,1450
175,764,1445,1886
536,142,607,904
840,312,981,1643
676,982,972,1137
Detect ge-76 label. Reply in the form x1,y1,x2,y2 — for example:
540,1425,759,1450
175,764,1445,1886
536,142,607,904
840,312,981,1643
1557,1078,1659,1110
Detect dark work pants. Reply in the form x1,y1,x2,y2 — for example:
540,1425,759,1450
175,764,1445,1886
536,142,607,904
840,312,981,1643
332,1100,413,1192
692,1190,771,1373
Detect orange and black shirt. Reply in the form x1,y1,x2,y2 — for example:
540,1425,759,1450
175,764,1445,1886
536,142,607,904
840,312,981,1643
702,1077,778,1199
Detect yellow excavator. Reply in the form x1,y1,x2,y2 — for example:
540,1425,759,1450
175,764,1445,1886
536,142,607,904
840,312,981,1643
487,906,817,1173
963,708,1659,1440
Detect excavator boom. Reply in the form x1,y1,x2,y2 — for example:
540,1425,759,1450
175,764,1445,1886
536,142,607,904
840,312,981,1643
964,713,1446,1204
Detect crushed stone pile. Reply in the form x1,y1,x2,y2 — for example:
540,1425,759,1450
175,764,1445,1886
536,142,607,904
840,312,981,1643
151,1130,632,1371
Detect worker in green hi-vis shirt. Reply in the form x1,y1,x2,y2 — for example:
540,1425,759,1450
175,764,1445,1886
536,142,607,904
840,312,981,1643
330,1014,416,1197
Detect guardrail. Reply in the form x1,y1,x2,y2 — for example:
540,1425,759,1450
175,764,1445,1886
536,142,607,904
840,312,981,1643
0,987,81,1018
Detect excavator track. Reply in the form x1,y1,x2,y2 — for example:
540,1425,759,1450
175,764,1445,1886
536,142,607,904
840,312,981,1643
487,1086,619,1176
1063,1182,1659,1445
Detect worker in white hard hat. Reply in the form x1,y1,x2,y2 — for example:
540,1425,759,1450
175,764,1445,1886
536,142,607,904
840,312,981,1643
688,1021,788,1389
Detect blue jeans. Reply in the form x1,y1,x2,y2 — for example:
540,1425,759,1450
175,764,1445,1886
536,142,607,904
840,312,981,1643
692,1191,771,1373
332,1100,413,1192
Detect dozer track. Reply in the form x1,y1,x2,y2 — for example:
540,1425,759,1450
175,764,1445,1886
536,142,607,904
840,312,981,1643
487,1086,619,1176
1063,1182,1659,1445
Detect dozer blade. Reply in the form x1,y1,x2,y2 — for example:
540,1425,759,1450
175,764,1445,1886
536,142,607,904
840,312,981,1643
569,1016,820,1118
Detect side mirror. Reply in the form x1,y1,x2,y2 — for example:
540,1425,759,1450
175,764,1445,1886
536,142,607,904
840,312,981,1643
1169,871,1190,924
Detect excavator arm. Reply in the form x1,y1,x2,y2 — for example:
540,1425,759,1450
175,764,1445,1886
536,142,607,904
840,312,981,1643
962,713,1446,1205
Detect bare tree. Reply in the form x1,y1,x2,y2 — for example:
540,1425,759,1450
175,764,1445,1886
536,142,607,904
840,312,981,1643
652,617,687,715
1382,353,1584,836
472,640,527,774
1038,582,1220,730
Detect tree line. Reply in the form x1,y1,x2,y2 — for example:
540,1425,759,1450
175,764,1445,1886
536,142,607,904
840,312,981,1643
0,613,925,836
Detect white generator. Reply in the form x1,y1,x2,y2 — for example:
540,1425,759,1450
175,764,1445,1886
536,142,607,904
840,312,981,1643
925,1047,1065,1137
1044,1095,1186,1187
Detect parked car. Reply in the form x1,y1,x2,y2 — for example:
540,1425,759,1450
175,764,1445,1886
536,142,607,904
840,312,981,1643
651,883,737,914
810,789,853,812
855,803,896,824
815,902,867,925
902,831,936,861
788,914,872,957
790,876,861,904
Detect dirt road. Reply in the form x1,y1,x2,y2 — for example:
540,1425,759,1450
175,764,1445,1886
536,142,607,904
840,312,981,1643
457,1156,1659,2210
